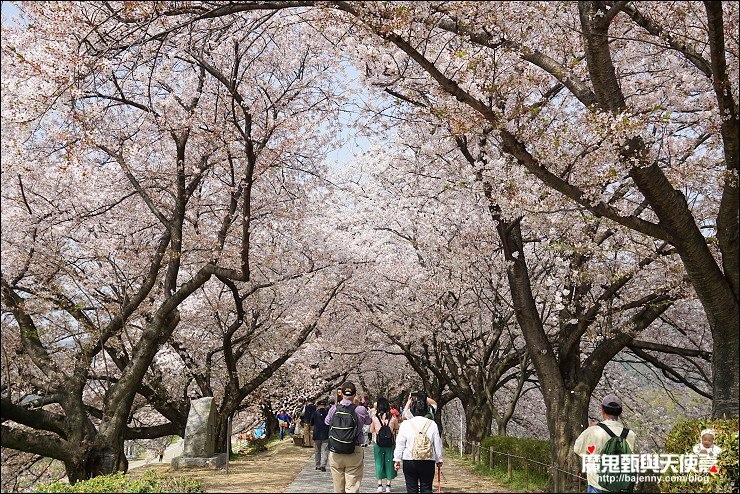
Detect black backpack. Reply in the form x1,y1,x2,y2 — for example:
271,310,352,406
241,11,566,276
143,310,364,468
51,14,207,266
328,403,357,454
376,414,395,448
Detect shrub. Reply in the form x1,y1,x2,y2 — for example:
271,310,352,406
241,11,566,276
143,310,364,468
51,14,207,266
659,417,739,493
480,435,551,477
33,470,204,493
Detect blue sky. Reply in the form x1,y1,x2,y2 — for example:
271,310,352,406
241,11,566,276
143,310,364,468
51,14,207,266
1,1,22,25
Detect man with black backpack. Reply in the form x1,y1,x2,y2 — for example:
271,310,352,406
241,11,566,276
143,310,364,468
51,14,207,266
574,393,638,493
324,381,372,493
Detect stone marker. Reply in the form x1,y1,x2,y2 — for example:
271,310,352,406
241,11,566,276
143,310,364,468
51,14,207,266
172,397,227,469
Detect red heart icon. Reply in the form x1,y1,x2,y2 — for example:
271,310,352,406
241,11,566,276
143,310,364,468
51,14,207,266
709,465,718,474
587,445,595,454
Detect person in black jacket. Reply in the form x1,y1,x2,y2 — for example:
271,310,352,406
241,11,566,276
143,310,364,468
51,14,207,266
311,399,330,471
302,399,318,448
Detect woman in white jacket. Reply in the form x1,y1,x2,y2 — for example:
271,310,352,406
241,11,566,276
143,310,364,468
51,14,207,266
393,398,443,493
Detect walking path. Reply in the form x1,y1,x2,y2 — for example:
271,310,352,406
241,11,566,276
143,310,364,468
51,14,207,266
285,445,405,493
126,437,512,492
128,438,183,471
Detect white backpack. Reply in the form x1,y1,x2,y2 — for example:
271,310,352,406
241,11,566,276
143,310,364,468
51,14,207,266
411,419,434,460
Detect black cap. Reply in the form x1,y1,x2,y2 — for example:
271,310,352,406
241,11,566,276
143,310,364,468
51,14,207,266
341,381,357,397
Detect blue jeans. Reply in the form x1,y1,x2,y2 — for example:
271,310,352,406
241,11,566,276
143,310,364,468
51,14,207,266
279,426,287,440
587,486,608,493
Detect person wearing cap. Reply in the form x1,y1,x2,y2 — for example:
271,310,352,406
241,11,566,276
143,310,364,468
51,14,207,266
573,393,637,493
324,381,372,492
693,429,722,457
312,399,331,471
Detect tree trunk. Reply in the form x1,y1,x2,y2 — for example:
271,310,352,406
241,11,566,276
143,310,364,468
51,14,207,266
262,400,278,440
65,461,87,486
463,403,492,453
713,324,740,418
214,413,229,456
546,390,590,493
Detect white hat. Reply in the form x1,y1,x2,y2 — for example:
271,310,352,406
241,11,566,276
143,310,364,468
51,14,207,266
700,428,715,438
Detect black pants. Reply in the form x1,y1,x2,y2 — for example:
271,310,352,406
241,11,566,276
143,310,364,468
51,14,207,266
402,460,435,493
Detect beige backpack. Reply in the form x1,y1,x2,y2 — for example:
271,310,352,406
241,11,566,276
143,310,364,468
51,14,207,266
411,419,434,460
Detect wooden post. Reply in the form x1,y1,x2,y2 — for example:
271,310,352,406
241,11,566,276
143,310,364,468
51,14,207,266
489,449,493,469
525,460,529,490
507,455,513,480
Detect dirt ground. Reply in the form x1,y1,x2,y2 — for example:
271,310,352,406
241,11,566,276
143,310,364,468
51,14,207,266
129,440,515,493
128,439,312,493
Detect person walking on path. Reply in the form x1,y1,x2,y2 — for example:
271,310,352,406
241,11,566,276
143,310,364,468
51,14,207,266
393,396,443,494
276,409,292,440
402,391,437,421
371,397,399,493
325,381,371,493
574,393,637,493
312,399,331,471
303,398,317,448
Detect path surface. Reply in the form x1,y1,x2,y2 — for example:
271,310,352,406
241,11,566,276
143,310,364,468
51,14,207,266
285,445,405,493
128,438,183,471
284,446,513,493
127,438,513,492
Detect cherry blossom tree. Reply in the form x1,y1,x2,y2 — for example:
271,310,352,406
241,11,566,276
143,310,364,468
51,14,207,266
1,2,346,481
329,0,738,420
330,117,696,488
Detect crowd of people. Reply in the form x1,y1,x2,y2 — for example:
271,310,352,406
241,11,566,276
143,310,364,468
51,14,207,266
275,382,443,493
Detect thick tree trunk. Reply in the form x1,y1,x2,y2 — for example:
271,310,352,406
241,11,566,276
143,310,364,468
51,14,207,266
547,391,590,493
713,325,740,418
65,461,87,485
83,444,126,478
214,413,229,456
262,400,278,440
463,403,492,453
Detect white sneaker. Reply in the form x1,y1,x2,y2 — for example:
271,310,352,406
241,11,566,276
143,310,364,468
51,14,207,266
377,487,383,493
385,487,392,493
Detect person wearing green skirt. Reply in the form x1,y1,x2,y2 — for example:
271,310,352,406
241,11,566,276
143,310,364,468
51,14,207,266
370,397,400,493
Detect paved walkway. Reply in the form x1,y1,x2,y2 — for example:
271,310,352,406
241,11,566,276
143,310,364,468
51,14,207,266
285,445,407,493
128,438,184,471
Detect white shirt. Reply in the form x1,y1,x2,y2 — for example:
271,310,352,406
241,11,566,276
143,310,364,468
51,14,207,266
573,419,637,491
393,416,443,463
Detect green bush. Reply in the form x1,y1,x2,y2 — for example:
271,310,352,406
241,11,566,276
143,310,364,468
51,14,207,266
34,470,204,493
480,435,551,479
462,436,550,491
658,418,738,493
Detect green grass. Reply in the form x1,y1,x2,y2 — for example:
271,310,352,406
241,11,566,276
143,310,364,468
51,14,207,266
448,448,548,492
